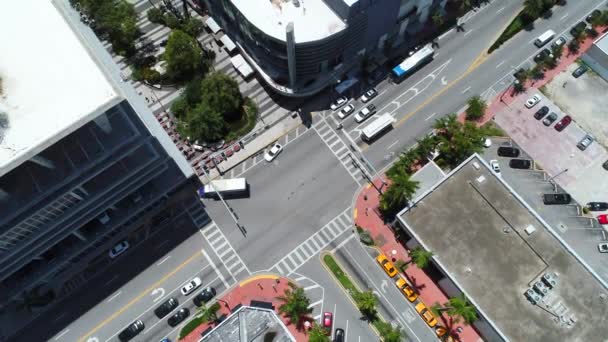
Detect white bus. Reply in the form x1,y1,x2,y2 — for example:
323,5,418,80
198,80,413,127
534,29,555,47
361,113,396,142
198,178,249,199
391,45,434,83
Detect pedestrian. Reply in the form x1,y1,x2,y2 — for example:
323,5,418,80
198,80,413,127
145,97,150,103
272,284,277,292
562,81,568,88
257,283,263,290
365,207,369,216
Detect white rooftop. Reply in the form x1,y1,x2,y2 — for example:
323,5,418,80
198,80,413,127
231,0,346,43
594,31,608,55
0,0,118,175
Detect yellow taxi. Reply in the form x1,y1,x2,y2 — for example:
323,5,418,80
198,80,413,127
395,277,418,302
376,254,398,278
415,302,438,327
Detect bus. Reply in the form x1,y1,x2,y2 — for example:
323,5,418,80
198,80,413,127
361,113,396,142
198,178,249,199
391,45,434,83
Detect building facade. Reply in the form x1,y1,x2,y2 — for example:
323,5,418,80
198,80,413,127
200,0,446,97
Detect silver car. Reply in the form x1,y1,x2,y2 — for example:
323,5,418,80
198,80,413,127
577,134,594,151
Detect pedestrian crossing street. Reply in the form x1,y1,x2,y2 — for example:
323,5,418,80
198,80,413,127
313,119,365,185
268,207,353,276
200,222,250,281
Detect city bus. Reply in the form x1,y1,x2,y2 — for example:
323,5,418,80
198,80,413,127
198,178,249,199
361,113,396,142
390,45,434,83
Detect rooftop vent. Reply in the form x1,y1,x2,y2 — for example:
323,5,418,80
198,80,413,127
475,175,485,183
524,225,536,235
472,162,480,170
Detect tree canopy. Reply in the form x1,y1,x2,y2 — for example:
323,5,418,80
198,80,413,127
200,72,244,122
433,114,488,168
465,96,486,121
375,321,403,342
380,168,420,215
408,247,433,269
277,282,312,327
164,29,204,82
308,324,331,342
353,290,378,320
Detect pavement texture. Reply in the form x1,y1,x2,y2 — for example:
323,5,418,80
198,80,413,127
181,275,308,342
353,178,481,342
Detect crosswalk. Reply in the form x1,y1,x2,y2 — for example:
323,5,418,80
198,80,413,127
200,222,250,280
313,120,364,185
268,208,353,276
293,273,325,319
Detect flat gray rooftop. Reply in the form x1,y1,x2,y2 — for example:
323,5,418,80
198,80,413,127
200,306,294,342
399,155,608,342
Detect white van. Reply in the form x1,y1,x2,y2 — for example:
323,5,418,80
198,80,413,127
534,29,555,48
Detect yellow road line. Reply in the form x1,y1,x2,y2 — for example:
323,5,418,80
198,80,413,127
239,274,279,287
78,251,201,342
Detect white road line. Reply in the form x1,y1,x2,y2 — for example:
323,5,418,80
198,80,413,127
295,276,307,282
332,303,337,340
387,140,400,150
438,28,454,40
54,329,70,341
201,249,230,288
304,284,321,291
463,29,474,37
496,6,505,14
330,234,355,253
308,299,323,308
156,255,171,266
560,13,568,20
345,319,349,342
424,112,437,121
461,86,471,94
107,291,122,303
496,61,505,69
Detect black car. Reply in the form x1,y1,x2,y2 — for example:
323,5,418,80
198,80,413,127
509,159,531,169
534,49,552,63
154,297,179,319
542,112,558,126
570,22,587,36
334,328,345,342
603,160,608,171
118,320,144,342
497,146,520,158
534,106,549,120
586,9,601,23
168,308,190,327
160,39,168,47
193,287,216,307
543,193,572,205
587,202,608,211
572,65,588,78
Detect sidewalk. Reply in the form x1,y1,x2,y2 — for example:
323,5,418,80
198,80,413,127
181,274,308,342
354,179,481,342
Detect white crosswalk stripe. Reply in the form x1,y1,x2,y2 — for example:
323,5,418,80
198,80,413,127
313,120,364,185
201,222,250,278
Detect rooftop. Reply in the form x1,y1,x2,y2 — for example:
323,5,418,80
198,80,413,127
398,155,608,342
594,30,608,55
200,306,294,342
231,0,346,43
0,0,118,176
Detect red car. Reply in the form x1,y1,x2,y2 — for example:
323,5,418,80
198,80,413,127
598,215,608,225
554,115,572,132
322,312,333,334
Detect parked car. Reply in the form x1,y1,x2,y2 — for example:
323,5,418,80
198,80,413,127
534,106,549,120
395,277,418,302
551,36,567,49
334,328,345,342
154,297,179,319
577,134,594,151
337,104,355,119
354,104,377,123
603,160,608,171
330,96,348,111
554,115,571,131
490,160,501,174
181,277,202,296
322,312,333,334
533,49,553,63
360,88,378,103
572,65,588,78
497,146,520,158
587,202,608,211
193,287,216,307
376,254,398,278
542,112,558,126
570,22,587,36
264,143,283,162
525,94,542,108
586,9,601,23
118,320,144,342
109,240,130,259
415,302,438,327
543,193,571,205
598,214,608,225
509,159,531,169
598,242,608,253
168,308,190,327
483,138,492,148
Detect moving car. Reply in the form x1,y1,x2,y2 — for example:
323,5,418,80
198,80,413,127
525,94,542,109
577,134,594,151
587,202,608,211
118,320,144,342
264,143,283,162
337,104,355,119
542,112,558,126
322,312,333,334
334,328,345,342
109,240,130,259
554,115,571,131
534,106,549,120
360,88,378,103
354,104,377,123
395,277,418,302
598,215,608,225
572,65,588,78
168,308,190,327
154,297,179,319
490,160,500,174
415,302,438,327
509,159,531,169
543,193,571,205
181,277,202,296
598,242,608,253
193,287,216,307
376,254,398,278
497,146,520,158
330,96,348,111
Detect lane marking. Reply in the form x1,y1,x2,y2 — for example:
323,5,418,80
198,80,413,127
304,284,321,291
330,234,355,254
424,113,437,121
496,61,505,69
461,86,472,94
387,140,400,150
156,255,171,266
202,249,230,289
438,28,454,40
463,29,474,37
54,329,70,341
496,6,505,14
107,291,121,303
560,13,568,20
345,319,349,342
308,299,323,308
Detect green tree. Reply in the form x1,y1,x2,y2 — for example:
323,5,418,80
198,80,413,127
163,29,204,82
182,17,204,37
568,39,580,54
308,324,331,342
200,72,244,121
147,7,165,25
380,169,420,215
433,114,489,168
529,65,545,81
408,247,433,269
551,44,563,60
375,321,402,342
387,149,418,179
353,290,378,320
198,302,221,323
430,294,478,325
523,0,544,19
431,11,445,27
277,282,312,327
179,103,225,142
415,135,439,162
465,96,487,121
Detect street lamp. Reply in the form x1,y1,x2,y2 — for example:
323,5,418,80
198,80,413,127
547,168,568,192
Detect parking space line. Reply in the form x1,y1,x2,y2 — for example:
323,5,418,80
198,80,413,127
304,284,320,291
308,299,323,308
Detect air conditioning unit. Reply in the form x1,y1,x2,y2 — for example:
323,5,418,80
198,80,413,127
525,289,541,305
542,273,557,288
533,281,549,296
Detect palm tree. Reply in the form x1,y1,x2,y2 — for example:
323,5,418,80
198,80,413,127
415,135,438,162
523,0,544,18
568,39,580,55
432,11,445,27
379,169,420,214
353,290,377,320
308,324,331,342
465,95,487,121
408,246,433,269
198,302,221,323
375,320,402,342
432,294,478,326
277,282,312,327
528,65,545,81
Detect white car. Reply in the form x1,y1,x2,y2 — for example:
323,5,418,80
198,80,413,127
360,88,378,103
264,143,283,162
354,104,377,123
337,104,355,119
483,138,492,148
490,160,501,174
181,277,202,296
525,94,542,109
109,240,130,258
330,96,348,111
598,243,608,253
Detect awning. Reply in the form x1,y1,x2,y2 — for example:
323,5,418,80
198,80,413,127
205,17,221,34
220,35,237,52
335,78,358,94
230,54,254,77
